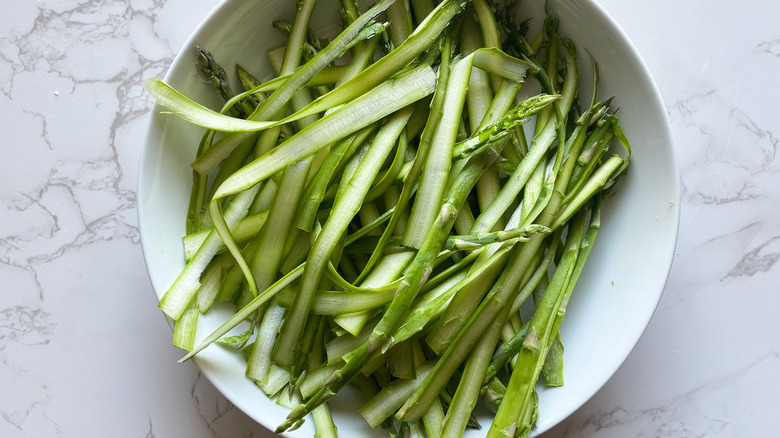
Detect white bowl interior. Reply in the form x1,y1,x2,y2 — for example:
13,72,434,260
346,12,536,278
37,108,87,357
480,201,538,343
138,0,679,436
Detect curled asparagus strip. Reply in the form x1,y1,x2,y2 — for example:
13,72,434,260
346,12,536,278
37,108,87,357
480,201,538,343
212,66,436,199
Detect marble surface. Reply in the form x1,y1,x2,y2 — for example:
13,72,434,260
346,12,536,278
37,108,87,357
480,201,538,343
1,0,777,437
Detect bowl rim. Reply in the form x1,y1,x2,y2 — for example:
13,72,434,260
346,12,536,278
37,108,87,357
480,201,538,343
137,0,681,435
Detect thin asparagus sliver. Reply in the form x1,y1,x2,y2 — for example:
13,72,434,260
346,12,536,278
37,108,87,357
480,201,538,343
212,65,436,199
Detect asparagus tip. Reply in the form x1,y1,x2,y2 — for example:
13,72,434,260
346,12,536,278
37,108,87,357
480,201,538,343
288,419,305,432
275,421,293,434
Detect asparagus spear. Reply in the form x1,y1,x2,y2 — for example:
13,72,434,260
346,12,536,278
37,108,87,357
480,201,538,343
487,212,586,437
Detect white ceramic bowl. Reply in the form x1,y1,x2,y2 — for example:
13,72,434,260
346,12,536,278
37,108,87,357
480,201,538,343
138,0,679,436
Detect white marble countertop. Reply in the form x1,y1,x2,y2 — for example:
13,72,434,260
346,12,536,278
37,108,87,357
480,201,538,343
1,0,777,437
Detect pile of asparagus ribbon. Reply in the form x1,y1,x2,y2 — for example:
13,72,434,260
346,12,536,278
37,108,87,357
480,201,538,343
145,0,631,436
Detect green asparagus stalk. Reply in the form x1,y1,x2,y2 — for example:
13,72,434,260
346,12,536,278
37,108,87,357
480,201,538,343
327,30,463,335
425,97,556,355
273,107,414,368
403,47,530,249
185,129,215,234
345,223,550,254
352,28,456,286
486,212,586,437
485,321,531,382
472,0,503,92
470,38,578,233
172,298,198,350
410,0,435,26
244,1,323,380
359,363,435,428
182,210,268,260
296,127,376,232
386,0,414,48
440,301,505,437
